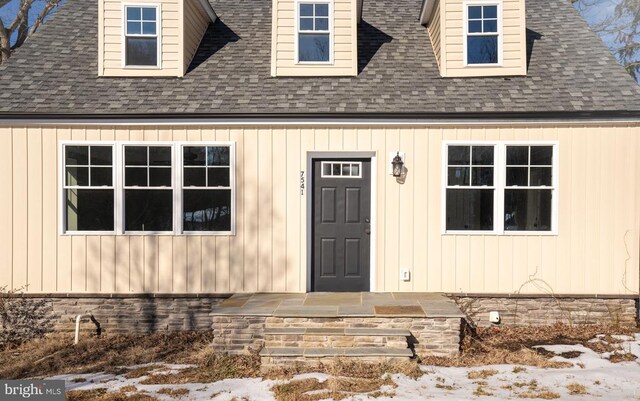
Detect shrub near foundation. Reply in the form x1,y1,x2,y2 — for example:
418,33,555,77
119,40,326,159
0,287,55,350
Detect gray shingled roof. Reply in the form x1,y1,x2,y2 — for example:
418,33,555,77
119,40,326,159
0,0,639,116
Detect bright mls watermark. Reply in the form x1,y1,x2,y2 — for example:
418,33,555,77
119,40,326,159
0,381,65,400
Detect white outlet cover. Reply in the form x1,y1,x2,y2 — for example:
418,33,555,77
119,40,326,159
400,269,411,281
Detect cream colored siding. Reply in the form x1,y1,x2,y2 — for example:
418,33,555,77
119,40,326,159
440,0,526,77
99,0,183,77
427,0,442,70
0,124,638,295
184,0,210,71
272,0,358,76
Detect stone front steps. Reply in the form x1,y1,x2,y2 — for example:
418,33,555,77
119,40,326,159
211,293,466,367
260,346,414,368
263,327,411,348
259,326,414,368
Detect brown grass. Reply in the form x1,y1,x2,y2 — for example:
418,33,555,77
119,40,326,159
608,352,637,363
467,369,498,379
157,388,189,398
271,375,397,401
0,332,213,380
566,383,589,395
272,378,327,401
140,350,260,384
517,390,561,399
264,359,423,381
474,386,494,396
420,323,636,368
558,351,582,359
124,365,164,379
67,388,158,401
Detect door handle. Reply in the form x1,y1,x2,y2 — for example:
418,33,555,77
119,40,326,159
364,226,371,235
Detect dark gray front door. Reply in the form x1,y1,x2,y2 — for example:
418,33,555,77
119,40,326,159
312,158,371,292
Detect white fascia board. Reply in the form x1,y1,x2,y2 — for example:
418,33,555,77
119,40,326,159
419,0,436,26
197,0,218,23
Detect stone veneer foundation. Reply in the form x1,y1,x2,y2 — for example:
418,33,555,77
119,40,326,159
452,295,638,327
31,295,227,334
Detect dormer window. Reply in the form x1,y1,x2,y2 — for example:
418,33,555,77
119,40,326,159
124,5,160,67
297,1,331,63
465,4,500,65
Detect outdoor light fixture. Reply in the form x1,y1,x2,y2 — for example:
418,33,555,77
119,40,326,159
391,152,404,177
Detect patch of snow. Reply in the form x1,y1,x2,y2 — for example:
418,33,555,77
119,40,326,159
289,372,331,383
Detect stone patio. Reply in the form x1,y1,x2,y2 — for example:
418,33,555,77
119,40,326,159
210,293,466,366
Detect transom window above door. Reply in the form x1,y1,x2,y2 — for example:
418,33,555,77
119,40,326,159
297,2,331,63
124,5,160,67
443,142,558,234
321,161,362,178
60,142,235,235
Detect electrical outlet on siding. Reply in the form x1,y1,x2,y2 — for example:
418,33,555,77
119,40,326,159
400,269,411,282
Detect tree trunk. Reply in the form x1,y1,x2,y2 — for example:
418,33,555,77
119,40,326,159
0,21,10,65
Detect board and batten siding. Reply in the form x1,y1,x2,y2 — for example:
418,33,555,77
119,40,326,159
440,0,526,77
0,125,638,295
427,0,442,69
99,0,184,77
271,0,358,76
183,0,210,71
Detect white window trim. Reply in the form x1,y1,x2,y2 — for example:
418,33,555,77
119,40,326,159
121,3,162,69
463,1,503,67
294,0,334,65
441,141,559,236
59,142,118,236
178,142,236,236
59,141,236,236
121,142,176,235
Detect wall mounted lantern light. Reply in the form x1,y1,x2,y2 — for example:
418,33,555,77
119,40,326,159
391,152,404,177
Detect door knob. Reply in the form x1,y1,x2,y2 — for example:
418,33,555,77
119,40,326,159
364,227,371,235
365,218,370,223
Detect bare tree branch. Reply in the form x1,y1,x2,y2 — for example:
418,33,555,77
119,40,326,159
574,0,640,82
8,0,36,32
0,0,59,65
28,0,58,37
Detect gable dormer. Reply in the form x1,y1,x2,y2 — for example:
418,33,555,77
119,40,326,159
98,0,216,77
422,0,527,77
271,0,361,77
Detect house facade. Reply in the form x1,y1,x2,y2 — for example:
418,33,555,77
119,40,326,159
0,0,639,329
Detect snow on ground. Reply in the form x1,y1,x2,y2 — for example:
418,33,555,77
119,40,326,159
50,333,640,401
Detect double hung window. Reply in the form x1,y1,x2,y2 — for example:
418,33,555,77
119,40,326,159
444,142,557,234
63,145,115,232
124,146,173,232
124,5,159,67
297,2,331,62
182,146,232,232
466,4,499,65
61,142,235,235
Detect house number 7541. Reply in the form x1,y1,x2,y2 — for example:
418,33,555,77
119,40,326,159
300,171,305,195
